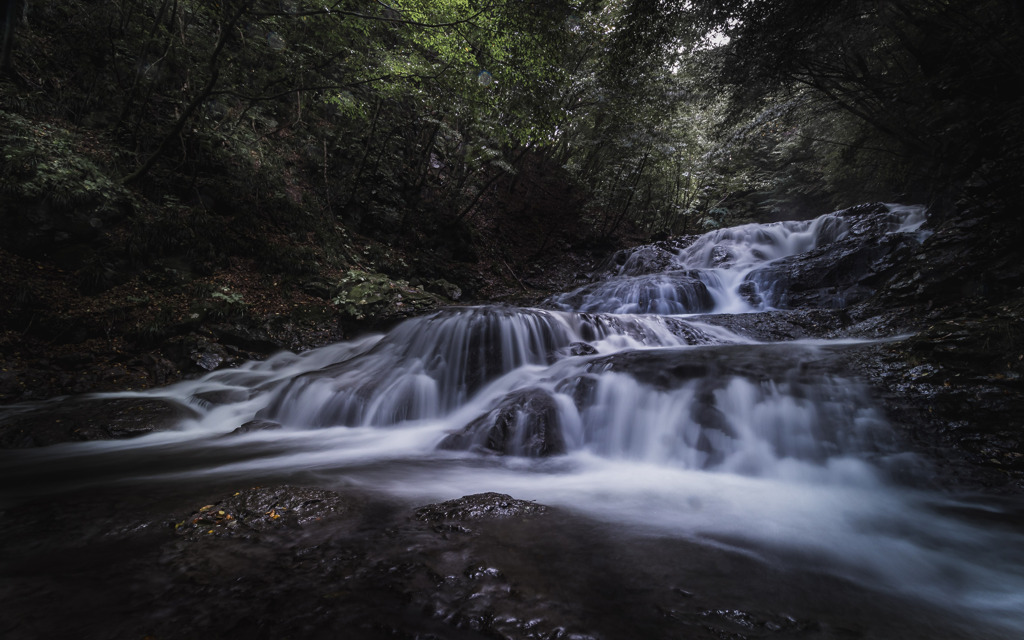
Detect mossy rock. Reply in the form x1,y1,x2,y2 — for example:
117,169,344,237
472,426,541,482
331,269,445,322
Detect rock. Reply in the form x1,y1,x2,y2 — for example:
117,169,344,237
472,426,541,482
190,388,250,407
211,325,283,356
414,492,548,522
837,305,1024,489
192,348,224,371
0,396,196,448
553,272,715,314
569,341,598,356
172,485,356,541
582,343,842,388
595,236,696,278
439,387,567,457
614,244,679,276
425,278,463,301
693,309,852,342
744,234,919,310
736,203,929,311
227,419,282,435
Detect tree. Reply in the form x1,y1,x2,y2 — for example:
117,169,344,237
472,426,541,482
699,0,1024,213
1,0,24,75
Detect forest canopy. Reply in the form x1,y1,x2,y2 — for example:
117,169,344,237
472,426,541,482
2,0,1021,250
1,0,1022,401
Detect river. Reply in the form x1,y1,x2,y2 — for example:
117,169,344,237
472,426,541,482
2,204,1022,639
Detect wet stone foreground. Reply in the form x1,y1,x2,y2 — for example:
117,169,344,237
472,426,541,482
0,486,987,640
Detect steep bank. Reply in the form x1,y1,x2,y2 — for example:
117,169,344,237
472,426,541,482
0,2,619,403
0,107,610,403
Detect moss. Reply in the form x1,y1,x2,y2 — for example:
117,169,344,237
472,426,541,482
331,269,443,322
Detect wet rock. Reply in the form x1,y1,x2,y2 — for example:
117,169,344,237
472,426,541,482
173,485,356,541
871,210,1024,318
414,492,548,522
837,306,1024,490
726,203,928,312
439,388,567,457
191,348,224,371
584,343,843,387
614,244,678,276
0,396,196,448
425,278,463,301
595,237,696,278
693,309,852,342
737,280,762,307
744,233,920,310
691,607,818,636
554,272,715,314
226,419,282,435
190,388,250,407
568,342,598,356
556,373,600,409
575,312,721,345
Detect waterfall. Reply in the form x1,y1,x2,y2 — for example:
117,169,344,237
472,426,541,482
549,203,928,314
2,203,1022,639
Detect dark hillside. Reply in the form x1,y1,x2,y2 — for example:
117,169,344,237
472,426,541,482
0,2,621,401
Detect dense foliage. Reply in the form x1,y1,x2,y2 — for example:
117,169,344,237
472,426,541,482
6,0,1017,254
0,0,1022,400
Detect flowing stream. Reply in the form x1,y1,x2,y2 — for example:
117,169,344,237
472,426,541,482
2,204,1023,639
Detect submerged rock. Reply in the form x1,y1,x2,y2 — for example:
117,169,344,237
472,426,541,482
226,418,282,436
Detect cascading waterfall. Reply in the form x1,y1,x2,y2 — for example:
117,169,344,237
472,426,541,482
1,203,1022,639
549,202,930,314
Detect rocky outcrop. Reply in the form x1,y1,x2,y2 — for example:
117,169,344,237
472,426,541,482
439,388,567,456
742,204,927,310
414,492,548,523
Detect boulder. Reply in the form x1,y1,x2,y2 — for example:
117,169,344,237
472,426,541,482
439,387,567,457
172,485,356,541
744,233,920,309
414,492,548,522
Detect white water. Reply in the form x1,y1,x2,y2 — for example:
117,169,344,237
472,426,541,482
550,202,932,314
2,203,1022,638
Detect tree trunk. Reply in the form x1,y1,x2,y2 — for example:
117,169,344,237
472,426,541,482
0,0,24,74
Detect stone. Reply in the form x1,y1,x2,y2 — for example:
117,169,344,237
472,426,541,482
172,485,356,541
414,492,548,522
439,388,567,457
